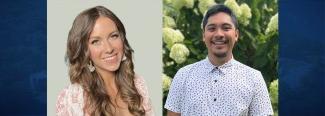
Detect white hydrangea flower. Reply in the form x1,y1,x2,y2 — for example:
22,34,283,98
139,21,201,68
163,0,172,5
199,0,216,14
224,0,241,18
239,3,252,26
225,0,252,26
165,61,175,67
163,15,176,28
184,0,195,9
163,28,185,49
266,13,278,34
172,0,194,9
169,43,190,64
162,74,172,92
172,0,185,10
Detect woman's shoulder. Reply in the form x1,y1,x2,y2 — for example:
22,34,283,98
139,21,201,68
134,74,146,86
56,83,85,116
134,74,149,94
57,83,84,98
133,74,154,115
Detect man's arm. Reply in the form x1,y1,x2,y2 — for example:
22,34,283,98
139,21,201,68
164,67,188,114
167,110,181,116
248,72,273,115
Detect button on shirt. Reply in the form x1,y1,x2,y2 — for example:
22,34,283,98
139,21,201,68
164,58,273,116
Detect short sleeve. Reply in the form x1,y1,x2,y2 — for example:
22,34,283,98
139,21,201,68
134,75,154,116
248,72,274,116
164,68,187,113
56,87,70,116
56,84,85,116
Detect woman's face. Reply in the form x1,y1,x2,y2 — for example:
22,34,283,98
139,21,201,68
88,16,124,74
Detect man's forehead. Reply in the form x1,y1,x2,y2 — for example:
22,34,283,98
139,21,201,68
206,12,234,26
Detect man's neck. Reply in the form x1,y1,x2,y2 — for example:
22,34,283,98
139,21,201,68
208,53,232,66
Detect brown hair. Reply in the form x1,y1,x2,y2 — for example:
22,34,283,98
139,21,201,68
66,6,145,115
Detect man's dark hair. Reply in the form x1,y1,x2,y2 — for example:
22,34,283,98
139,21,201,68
202,4,238,31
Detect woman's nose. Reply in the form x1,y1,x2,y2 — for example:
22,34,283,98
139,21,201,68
103,40,114,54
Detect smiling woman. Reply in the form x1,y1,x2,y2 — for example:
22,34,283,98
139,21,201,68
88,17,124,75
56,6,153,116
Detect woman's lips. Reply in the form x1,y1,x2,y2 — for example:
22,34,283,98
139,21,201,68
102,54,118,62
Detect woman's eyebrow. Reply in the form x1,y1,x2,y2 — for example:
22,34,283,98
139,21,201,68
108,30,119,36
89,36,101,40
89,30,119,40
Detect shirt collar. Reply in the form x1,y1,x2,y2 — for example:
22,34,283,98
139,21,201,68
204,56,235,73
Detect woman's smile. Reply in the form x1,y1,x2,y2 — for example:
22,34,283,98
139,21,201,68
102,53,118,63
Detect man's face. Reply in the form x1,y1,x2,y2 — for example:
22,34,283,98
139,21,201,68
203,12,238,58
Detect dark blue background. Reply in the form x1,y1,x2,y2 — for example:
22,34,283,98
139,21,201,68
0,0,46,115
279,0,325,115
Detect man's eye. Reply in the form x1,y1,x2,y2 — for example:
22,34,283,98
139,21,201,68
207,27,216,31
223,27,232,31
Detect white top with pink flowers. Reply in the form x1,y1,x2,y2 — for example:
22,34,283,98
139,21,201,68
56,75,154,116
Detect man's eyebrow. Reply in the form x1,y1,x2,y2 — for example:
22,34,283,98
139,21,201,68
222,23,232,26
207,24,217,27
207,23,233,27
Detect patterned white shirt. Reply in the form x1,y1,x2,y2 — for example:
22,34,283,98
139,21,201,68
165,57,273,116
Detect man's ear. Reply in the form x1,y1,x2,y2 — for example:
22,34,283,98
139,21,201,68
202,31,205,42
235,29,239,42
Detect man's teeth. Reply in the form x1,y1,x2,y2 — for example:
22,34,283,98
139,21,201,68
213,41,225,45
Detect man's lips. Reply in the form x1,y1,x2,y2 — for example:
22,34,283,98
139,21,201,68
211,39,228,45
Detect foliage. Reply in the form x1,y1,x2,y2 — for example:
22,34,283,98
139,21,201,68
270,79,278,116
162,0,278,115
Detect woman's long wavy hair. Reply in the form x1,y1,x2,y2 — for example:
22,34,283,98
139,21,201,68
66,6,145,116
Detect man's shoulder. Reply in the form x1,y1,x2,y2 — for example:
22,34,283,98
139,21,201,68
177,59,206,73
233,60,261,74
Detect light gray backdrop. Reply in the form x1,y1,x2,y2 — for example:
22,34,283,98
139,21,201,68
47,0,162,115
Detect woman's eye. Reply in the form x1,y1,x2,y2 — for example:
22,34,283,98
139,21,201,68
91,40,99,45
111,34,120,39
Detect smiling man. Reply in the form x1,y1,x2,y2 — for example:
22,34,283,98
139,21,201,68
164,5,273,116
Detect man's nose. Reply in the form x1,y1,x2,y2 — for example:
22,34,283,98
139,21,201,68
213,28,225,39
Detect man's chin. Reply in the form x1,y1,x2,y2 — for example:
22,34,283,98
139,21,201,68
214,52,227,58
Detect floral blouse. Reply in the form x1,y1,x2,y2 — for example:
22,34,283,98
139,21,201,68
56,75,154,116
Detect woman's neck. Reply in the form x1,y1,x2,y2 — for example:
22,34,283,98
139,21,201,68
97,71,129,110
96,69,118,96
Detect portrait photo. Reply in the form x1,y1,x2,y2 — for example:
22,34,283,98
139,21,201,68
47,0,161,115
162,0,278,115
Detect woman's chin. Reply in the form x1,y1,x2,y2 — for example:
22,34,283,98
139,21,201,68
104,65,121,72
